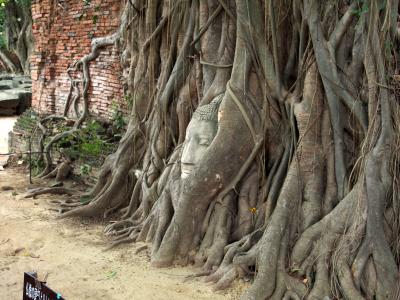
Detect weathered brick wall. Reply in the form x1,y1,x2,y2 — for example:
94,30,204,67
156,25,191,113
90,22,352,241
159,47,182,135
31,0,126,121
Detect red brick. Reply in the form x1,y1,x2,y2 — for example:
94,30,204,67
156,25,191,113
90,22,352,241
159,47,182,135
31,0,125,119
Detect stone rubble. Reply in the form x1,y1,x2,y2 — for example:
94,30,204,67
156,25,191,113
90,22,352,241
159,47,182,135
0,73,32,116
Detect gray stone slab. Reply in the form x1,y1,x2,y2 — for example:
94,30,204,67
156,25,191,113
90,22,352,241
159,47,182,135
18,83,32,90
9,88,32,95
0,91,19,101
0,74,13,80
0,74,32,115
0,80,14,90
13,76,32,86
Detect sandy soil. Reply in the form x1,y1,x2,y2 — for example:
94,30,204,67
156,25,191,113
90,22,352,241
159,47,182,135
0,168,246,300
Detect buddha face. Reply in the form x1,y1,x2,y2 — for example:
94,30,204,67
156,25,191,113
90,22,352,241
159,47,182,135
181,118,218,179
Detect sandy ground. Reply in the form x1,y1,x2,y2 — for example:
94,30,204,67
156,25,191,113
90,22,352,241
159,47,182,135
0,121,246,299
0,169,246,300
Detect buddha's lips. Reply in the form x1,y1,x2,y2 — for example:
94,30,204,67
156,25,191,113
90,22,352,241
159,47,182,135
181,165,194,178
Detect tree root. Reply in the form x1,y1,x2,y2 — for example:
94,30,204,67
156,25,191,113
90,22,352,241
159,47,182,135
45,1,400,300
25,187,76,198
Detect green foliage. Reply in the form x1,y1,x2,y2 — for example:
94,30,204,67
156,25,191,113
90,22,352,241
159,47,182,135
0,0,31,9
30,156,44,176
111,101,126,131
79,195,92,204
353,1,369,16
0,35,5,49
377,0,387,11
56,119,113,166
79,163,92,176
112,111,126,131
353,0,386,16
124,95,134,111
15,0,31,7
0,1,6,49
24,155,44,177
15,109,39,132
0,0,32,49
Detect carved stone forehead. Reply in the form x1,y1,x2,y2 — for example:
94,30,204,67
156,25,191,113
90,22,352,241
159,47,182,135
192,94,224,122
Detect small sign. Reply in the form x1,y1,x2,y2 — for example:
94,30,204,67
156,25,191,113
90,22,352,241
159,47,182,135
23,272,65,300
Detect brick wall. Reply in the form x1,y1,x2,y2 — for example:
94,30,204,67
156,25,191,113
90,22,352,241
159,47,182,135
30,0,126,121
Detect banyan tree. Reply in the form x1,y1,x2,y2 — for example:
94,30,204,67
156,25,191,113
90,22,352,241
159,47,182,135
0,0,32,74
39,0,400,299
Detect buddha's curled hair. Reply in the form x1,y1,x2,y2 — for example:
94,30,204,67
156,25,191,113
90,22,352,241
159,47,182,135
192,93,224,122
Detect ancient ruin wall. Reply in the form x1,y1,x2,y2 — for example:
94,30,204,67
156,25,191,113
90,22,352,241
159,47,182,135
30,0,125,120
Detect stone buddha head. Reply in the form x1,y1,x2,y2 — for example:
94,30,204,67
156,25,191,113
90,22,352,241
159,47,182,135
181,95,223,179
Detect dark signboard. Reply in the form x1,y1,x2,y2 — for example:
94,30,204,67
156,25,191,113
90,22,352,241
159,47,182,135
23,272,65,300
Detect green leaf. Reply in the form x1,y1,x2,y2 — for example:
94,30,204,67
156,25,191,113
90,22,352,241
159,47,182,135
79,195,92,205
106,271,117,279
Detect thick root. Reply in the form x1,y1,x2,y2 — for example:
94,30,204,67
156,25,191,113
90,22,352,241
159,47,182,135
25,187,76,198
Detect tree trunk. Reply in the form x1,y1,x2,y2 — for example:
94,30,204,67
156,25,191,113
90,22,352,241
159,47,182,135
2,0,33,74
44,0,400,299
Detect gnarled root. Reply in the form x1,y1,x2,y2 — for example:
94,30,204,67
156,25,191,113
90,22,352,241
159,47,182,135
25,187,76,198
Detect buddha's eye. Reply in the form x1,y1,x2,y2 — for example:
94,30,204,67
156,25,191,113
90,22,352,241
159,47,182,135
199,138,210,146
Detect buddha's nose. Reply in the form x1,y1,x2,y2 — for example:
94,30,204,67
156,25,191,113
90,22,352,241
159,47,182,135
181,139,196,165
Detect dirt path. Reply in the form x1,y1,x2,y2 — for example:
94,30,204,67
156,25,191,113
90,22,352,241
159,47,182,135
0,169,245,299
